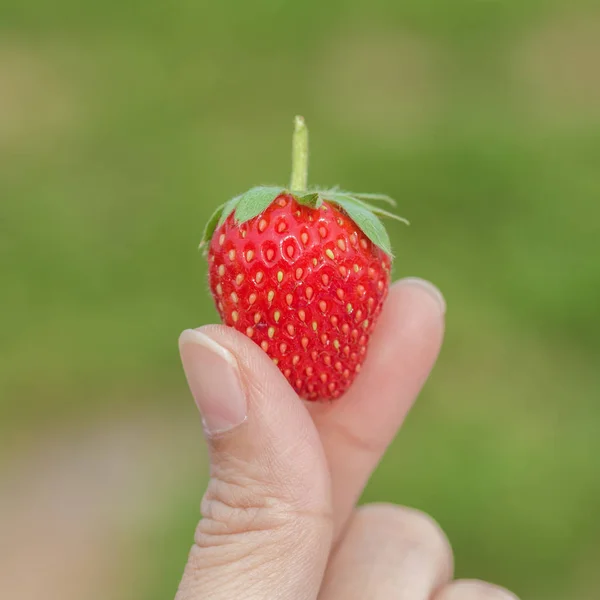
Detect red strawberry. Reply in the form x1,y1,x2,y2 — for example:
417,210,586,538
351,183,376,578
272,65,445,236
200,117,408,401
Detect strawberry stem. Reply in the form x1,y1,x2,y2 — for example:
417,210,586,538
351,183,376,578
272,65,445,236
290,115,309,193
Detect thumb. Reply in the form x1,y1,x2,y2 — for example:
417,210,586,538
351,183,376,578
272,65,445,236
175,325,333,600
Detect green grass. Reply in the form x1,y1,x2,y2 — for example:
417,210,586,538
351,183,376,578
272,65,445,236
2,0,599,598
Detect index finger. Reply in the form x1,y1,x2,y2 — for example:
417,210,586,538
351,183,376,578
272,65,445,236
307,278,446,542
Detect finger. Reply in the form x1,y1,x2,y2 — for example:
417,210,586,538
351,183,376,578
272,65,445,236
434,580,519,600
307,278,445,540
175,326,333,600
318,503,453,600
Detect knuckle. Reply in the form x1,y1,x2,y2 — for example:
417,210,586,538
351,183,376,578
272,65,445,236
185,467,332,588
437,579,519,600
355,503,453,573
195,462,332,548
198,473,288,542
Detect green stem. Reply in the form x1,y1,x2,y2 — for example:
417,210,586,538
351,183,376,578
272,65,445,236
290,115,309,192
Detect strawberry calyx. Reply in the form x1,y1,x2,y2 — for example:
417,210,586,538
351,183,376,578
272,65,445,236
199,117,409,257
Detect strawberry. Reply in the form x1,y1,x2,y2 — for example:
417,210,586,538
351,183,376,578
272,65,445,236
200,117,408,401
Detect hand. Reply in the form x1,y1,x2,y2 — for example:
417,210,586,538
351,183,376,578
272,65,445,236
175,278,518,600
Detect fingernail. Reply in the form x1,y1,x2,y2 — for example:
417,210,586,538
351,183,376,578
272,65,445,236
179,329,247,435
399,277,446,314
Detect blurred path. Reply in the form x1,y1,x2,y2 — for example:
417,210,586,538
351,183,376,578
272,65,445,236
0,408,201,600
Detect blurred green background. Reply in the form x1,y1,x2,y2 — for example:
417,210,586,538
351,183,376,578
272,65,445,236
1,0,599,598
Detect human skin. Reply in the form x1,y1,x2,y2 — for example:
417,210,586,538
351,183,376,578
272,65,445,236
175,277,519,600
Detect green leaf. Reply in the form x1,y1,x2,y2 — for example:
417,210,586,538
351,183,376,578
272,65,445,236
234,186,285,223
351,192,397,207
199,204,225,250
295,192,323,209
347,197,409,225
204,184,405,258
217,194,243,227
327,193,393,256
